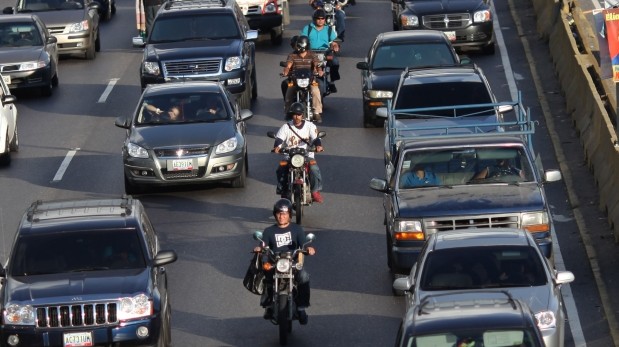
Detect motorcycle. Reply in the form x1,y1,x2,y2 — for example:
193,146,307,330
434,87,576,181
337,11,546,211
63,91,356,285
308,50,335,98
253,230,316,346
267,131,327,224
280,63,319,122
311,0,348,29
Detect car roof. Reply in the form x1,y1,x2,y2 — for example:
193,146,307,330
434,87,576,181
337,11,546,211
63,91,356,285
400,66,484,85
428,228,534,251
0,14,38,23
376,30,450,44
143,81,224,95
159,0,236,13
400,135,528,151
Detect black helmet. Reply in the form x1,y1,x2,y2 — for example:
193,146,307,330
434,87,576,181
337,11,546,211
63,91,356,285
313,9,326,20
273,198,293,216
295,35,309,52
289,35,299,49
287,102,305,115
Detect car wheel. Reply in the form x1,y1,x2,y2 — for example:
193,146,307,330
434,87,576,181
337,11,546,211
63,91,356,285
386,232,394,269
124,176,142,195
230,158,246,188
251,68,258,100
52,69,59,87
0,131,11,166
482,43,495,55
85,40,96,60
363,106,373,128
95,31,101,52
41,77,53,97
111,0,116,14
9,124,18,152
157,301,171,347
104,0,112,20
239,86,251,110
270,27,283,46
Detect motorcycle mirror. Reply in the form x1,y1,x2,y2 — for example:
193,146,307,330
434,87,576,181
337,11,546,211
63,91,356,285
317,131,327,138
279,61,287,67
253,231,263,241
305,233,316,243
267,131,276,139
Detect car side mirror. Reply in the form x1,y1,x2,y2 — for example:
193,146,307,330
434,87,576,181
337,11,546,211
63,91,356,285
2,7,14,14
153,250,178,266
47,36,58,44
132,36,145,48
356,61,368,70
114,116,130,129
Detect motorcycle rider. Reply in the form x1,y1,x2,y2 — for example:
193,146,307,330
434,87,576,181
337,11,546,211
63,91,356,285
281,35,299,99
253,198,317,324
282,35,324,123
309,0,346,42
301,9,341,89
273,102,325,203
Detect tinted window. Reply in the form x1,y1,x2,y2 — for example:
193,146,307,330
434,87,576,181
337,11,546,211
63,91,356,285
137,91,231,125
372,43,455,70
394,82,493,117
19,0,84,11
405,329,542,347
0,23,42,47
10,229,147,276
150,14,240,42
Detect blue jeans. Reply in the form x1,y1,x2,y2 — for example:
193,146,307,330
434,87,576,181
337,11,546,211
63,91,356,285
335,9,345,38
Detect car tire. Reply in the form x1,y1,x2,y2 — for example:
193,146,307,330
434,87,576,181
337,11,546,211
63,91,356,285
239,86,250,110
270,27,283,46
0,131,11,166
386,232,394,269
251,68,257,100
124,176,142,195
85,40,96,60
95,31,101,52
157,301,171,347
363,106,374,128
482,43,495,55
111,0,116,14
52,69,59,87
104,0,112,21
40,79,53,97
230,158,246,188
9,124,18,152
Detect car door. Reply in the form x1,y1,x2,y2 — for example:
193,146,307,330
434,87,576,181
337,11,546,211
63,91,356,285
84,0,99,36
35,17,58,71
0,78,16,143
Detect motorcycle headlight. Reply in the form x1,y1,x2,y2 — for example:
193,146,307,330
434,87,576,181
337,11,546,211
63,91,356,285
225,56,241,71
323,3,333,12
215,137,238,154
296,78,310,88
65,20,89,33
4,304,35,325
400,14,419,28
535,310,556,330
142,61,160,76
473,10,491,23
521,212,550,233
127,143,149,159
276,258,291,272
118,294,153,320
291,154,305,168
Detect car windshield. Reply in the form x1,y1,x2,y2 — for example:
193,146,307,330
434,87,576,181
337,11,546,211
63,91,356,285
418,245,547,291
394,81,494,118
9,229,147,276
406,330,542,347
0,23,42,47
18,0,84,11
371,43,456,70
397,146,534,188
136,91,231,125
149,14,241,43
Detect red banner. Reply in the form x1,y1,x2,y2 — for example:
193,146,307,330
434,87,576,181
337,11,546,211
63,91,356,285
604,8,619,81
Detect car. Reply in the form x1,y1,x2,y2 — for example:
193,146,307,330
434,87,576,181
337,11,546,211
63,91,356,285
393,229,575,347
97,0,115,21
0,196,178,347
135,0,258,110
394,291,546,347
114,81,253,194
237,0,286,45
390,0,495,54
0,14,59,96
3,0,101,60
0,74,17,165
355,30,464,127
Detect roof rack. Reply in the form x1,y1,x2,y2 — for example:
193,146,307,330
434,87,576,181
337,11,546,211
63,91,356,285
163,0,226,10
417,290,517,316
26,196,134,222
403,63,478,75
384,91,535,155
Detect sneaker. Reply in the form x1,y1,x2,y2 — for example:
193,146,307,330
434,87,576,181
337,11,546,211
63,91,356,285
263,308,273,320
311,191,323,203
297,309,308,325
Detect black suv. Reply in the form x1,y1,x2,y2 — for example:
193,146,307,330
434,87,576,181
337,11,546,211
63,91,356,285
0,197,178,347
390,0,495,54
137,0,258,110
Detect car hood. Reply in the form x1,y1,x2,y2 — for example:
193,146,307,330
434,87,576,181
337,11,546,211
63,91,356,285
130,121,235,149
367,70,403,93
28,10,87,26
406,0,485,14
6,269,150,303
396,184,544,218
0,47,44,63
145,40,242,61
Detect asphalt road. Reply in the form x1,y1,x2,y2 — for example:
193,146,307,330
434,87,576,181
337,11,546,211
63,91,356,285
0,0,616,346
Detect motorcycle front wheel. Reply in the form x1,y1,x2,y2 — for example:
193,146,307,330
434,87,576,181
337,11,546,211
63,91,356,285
278,294,291,345
293,186,303,224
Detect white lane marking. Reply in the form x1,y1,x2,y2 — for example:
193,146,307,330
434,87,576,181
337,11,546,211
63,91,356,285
52,149,79,182
98,78,119,103
494,2,587,345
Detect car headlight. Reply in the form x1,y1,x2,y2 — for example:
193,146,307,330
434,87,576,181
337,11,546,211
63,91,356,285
296,78,310,88
276,258,291,273
4,304,35,325
215,137,238,154
19,60,47,71
535,310,556,330
521,212,549,233
142,61,160,76
394,220,424,240
400,14,419,28
225,56,241,72
118,294,153,320
290,154,305,168
127,143,149,158
65,20,89,33
473,10,491,23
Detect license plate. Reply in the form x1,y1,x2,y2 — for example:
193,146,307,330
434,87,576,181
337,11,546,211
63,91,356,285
1,74,10,85
169,159,193,171
64,332,93,347
445,31,456,42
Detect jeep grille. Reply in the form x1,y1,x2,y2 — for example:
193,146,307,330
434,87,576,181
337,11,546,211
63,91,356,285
424,214,519,233
163,59,222,77
423,14,471,30
36,303,118,328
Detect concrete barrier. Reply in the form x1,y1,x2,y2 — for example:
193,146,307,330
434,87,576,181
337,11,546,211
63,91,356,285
544,2,619,239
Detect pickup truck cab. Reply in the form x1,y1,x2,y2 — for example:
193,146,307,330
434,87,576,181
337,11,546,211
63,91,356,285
236,0,288,45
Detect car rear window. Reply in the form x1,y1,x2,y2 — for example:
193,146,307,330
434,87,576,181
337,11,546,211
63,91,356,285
394,82,494,117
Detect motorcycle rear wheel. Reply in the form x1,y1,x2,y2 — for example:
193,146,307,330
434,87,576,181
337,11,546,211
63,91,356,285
278,294,290,345
294,187,303,224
